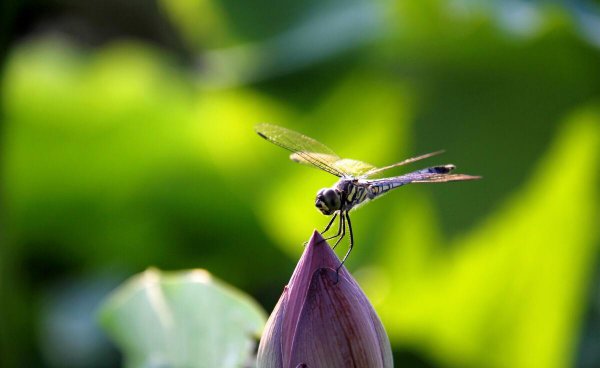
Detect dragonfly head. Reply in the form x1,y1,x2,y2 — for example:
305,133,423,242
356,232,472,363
315,188,342,215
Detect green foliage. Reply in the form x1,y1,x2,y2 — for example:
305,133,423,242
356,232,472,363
98,268,266,368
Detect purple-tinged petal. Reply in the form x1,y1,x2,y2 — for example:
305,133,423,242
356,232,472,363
256,288,287,368
289,268,391,368
281,230,344,364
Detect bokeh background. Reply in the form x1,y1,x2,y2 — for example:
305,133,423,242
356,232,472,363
1,0,600,367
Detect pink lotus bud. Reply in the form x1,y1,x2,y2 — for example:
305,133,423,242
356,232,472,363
257,230,393,368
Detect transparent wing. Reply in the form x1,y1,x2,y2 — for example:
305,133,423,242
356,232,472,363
361,150,445,178
328,158,376,177
256,123,376,177
290,155,376,177
410,173,481,183
371,165,481,186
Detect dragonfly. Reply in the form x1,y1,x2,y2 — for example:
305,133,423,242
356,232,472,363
255,123,480,270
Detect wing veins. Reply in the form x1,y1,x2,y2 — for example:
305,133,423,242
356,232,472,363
256,124,346,177
363,150,445,177
369,172,481,186
293,150,345,177
410,173,482,183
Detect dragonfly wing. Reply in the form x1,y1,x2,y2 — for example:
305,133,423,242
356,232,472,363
289,152,339,167
362,150,445,178
290,155,377,178
331,158,376,177
373,166,480,186
410,173,482,183
255,123,346,177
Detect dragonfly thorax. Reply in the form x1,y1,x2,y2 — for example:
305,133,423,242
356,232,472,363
315,187,342,215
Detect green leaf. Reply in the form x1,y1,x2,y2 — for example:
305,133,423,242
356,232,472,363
98,268,267,368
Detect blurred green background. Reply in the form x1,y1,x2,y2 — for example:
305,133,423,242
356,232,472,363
1,0,600,367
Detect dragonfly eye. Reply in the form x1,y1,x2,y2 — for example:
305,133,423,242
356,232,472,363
315,188,341,215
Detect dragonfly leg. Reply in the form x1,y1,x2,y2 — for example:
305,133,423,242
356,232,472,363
336,212,354,273
332,212,346,250
321,212,338,235
325,213,344,243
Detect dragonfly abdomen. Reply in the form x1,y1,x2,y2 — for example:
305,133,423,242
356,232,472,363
367,180,408,198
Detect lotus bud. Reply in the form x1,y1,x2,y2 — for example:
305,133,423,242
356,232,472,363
257,230,393,368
